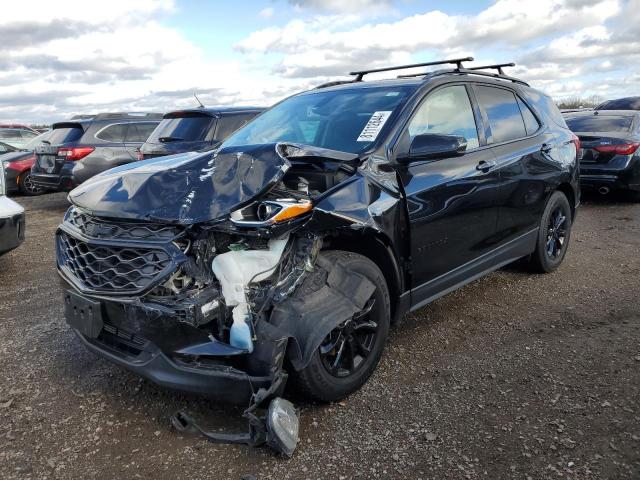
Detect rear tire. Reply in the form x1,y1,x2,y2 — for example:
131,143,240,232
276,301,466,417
18,172,43,196
289,250,390,403
528,191,572,273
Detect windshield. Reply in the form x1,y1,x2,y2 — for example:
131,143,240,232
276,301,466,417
566,115,633,133
146,115,214,143
222,86,415,154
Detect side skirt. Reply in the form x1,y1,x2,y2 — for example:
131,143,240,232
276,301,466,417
406,228,538,313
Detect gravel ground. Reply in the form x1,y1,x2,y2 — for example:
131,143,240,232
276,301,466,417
0,191,638,480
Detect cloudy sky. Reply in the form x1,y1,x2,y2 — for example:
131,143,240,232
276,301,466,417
1,0,638,123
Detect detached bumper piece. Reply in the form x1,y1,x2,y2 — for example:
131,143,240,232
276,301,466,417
170,386,299,457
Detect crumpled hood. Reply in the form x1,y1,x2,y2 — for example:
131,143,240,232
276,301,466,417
68,144,289,224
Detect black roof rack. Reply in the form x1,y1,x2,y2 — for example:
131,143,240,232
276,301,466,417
349,57,474,81
468,62,516,75
316,58,529,89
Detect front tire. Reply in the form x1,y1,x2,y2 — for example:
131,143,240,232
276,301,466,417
289,250,391,402
528,191,572,273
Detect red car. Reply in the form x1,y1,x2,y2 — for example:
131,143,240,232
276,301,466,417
0,123,39,134
1,131,51,195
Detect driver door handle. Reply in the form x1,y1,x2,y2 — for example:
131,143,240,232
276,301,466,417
476,159,497,171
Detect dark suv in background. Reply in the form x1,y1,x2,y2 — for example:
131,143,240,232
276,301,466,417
138,107,263,160
31,113,161,191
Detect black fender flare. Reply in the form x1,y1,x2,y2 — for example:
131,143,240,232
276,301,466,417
268,252,375,371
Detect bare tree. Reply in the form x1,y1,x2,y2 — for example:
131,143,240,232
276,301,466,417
556,95,604,109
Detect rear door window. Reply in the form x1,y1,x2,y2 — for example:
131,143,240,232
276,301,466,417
96,123,128,142
476,86,527,143
147,115,214,143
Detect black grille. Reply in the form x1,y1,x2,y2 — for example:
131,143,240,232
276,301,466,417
98,323,147,357
57,231,172,293
65,207,180,241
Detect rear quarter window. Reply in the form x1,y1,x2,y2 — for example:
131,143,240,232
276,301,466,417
521,87,568,129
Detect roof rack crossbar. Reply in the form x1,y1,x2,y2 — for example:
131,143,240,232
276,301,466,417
468,62,516,75
349,57,474,81
455,67,528,86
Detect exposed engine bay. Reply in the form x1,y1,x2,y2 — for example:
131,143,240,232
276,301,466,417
57,142,402,455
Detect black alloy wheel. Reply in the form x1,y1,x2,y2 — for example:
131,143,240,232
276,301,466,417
528,190,572,273
319,298,378,378
545,206,567,260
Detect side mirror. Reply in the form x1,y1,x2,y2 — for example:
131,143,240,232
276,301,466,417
401,133,467,162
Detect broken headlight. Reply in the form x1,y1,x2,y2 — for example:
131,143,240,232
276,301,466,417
231,199,312,227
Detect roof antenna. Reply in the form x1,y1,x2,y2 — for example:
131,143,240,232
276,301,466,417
194,92,205,109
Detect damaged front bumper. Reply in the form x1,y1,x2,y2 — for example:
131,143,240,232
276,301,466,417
62,284,288,404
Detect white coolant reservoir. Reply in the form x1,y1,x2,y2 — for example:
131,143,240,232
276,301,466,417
211,237,289,352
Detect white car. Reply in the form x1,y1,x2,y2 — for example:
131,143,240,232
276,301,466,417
0,159,25,255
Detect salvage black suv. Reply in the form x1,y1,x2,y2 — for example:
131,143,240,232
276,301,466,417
57,59,579,408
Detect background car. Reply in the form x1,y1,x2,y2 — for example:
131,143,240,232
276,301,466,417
0,127,39,149
138,107,263,160
0,123,38,133
564,110,640,198
0,160,25,255
31,112,162,191
595,96,640,111
1,131,53,195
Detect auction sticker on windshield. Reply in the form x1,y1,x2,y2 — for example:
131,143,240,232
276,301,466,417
357,111,392,142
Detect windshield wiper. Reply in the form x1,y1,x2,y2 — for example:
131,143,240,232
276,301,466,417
159,136,185,143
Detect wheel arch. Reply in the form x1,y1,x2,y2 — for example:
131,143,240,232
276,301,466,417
322,229,405,322
556,182,577,219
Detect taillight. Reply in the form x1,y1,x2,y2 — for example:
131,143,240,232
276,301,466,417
571,134,581,151
594,142,640,155
570,134,581,160
58,146,95,161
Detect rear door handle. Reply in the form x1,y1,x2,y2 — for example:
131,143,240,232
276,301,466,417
476,159,497,171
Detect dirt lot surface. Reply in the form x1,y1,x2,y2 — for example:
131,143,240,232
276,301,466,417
0,191,639,479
